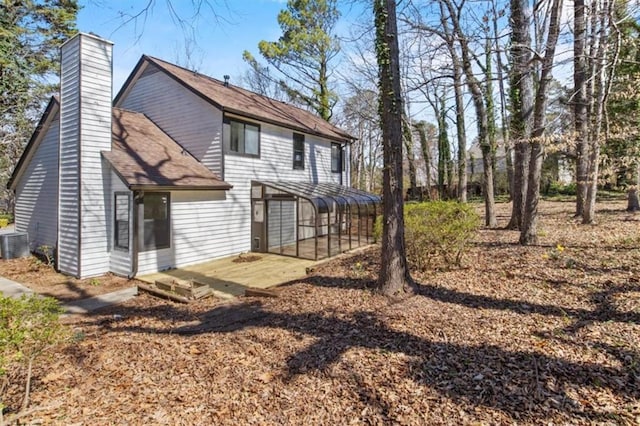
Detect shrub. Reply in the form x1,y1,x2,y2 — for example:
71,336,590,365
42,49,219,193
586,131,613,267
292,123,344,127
0,294,68,421
0,213,13,225
545,181,577,196
36,245,55,268
0,219,7,228
374,201,480,270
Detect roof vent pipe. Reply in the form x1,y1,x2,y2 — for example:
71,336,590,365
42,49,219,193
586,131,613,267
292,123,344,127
223,75,230,87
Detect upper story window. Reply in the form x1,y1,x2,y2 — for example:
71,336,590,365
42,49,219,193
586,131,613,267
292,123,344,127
225,117,260,157
331,143,342,173
293,133,305,170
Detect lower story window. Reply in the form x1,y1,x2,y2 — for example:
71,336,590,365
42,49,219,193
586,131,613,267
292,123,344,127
114,193,129,250
143,192,170,250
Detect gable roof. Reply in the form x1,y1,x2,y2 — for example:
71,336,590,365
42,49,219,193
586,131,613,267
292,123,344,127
103,108,232,190
7,96,60,190
115,55,354,143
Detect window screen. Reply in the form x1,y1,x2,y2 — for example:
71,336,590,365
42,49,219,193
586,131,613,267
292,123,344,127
143,192,170,250
331,143,342,173
114,193,129,250
293,133,305,170
227,118,260,156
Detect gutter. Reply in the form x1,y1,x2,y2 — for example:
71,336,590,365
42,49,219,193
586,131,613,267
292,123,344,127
129,190,141,279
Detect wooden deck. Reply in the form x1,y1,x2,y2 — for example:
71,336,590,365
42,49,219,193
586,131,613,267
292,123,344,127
138,253,318,299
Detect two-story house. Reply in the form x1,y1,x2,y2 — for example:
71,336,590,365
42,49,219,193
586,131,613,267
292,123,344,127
8,33,379,279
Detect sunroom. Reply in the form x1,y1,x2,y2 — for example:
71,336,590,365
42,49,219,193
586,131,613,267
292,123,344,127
250,181,381,260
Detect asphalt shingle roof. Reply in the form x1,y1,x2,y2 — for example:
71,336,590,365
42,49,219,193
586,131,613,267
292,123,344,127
103,108,232,190
142,56,353,143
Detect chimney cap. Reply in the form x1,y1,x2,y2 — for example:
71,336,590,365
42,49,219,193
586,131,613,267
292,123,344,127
223,75,230,87
61,32,114,49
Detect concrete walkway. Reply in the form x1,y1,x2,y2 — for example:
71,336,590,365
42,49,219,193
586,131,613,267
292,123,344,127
0,276,34,298
0,275,137,314
62,287,138,314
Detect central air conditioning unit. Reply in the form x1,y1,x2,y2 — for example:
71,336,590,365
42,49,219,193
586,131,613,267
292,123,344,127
0,232,30,259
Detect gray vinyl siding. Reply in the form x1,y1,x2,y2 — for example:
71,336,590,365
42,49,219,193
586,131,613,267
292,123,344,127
136,121,345,274
118,64,349,274
118,66,223,175
58,33,113,278
58,36,81,276
221,120,342,254
14,115,60,251
78,35,113,278
136,190,232,275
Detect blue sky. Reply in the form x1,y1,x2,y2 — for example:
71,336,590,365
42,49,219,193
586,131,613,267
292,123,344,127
77,0,366,95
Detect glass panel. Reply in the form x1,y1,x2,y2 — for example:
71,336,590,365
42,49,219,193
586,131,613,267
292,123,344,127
230,121,243,153
114,193,129,250
267,200,296,255
293,133,304,169
297,199,316,259
143,193,170,250
245,123,259,155
268,201,281,251
331,143,341,172
280,200,296,256
253,201,264,223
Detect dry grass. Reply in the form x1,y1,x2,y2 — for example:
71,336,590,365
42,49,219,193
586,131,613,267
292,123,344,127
2,199,639,425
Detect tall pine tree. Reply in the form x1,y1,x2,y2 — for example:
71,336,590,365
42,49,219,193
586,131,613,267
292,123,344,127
0,0,78,210
243,0,340,121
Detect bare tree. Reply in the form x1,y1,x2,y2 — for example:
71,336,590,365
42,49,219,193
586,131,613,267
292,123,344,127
414,120,436,199
440,4,468,202
507,0,533,230
240,54,287,100
582,0,619,223
440,0,497,226
574,0,590,218
341,89,383,192
491,0,513,200
520,0,563,245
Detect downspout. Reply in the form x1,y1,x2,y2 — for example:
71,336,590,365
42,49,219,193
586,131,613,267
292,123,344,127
129,190,141,278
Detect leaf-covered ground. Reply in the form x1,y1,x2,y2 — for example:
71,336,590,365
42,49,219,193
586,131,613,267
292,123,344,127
4,200,640,425
0,257,140,302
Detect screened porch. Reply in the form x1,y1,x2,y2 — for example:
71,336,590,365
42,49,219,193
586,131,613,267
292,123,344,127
250,181,381,260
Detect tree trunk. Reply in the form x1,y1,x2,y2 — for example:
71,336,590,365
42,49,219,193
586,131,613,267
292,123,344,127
627,188,640,212
441,0,496,226
520,0,563,245
439,1,467,202
358,137,366,189
574,0,589,217
481,143,497,227
374,0,415,298
403,116,418,198
507,0,534,230
493,0,512,200
485,37,499,197
436,93,450,200
415,122,433,200
450,39,467,202
584,0,615,224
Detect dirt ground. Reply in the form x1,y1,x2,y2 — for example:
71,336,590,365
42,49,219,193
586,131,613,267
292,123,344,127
0,256,141,302
2,199,639,425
